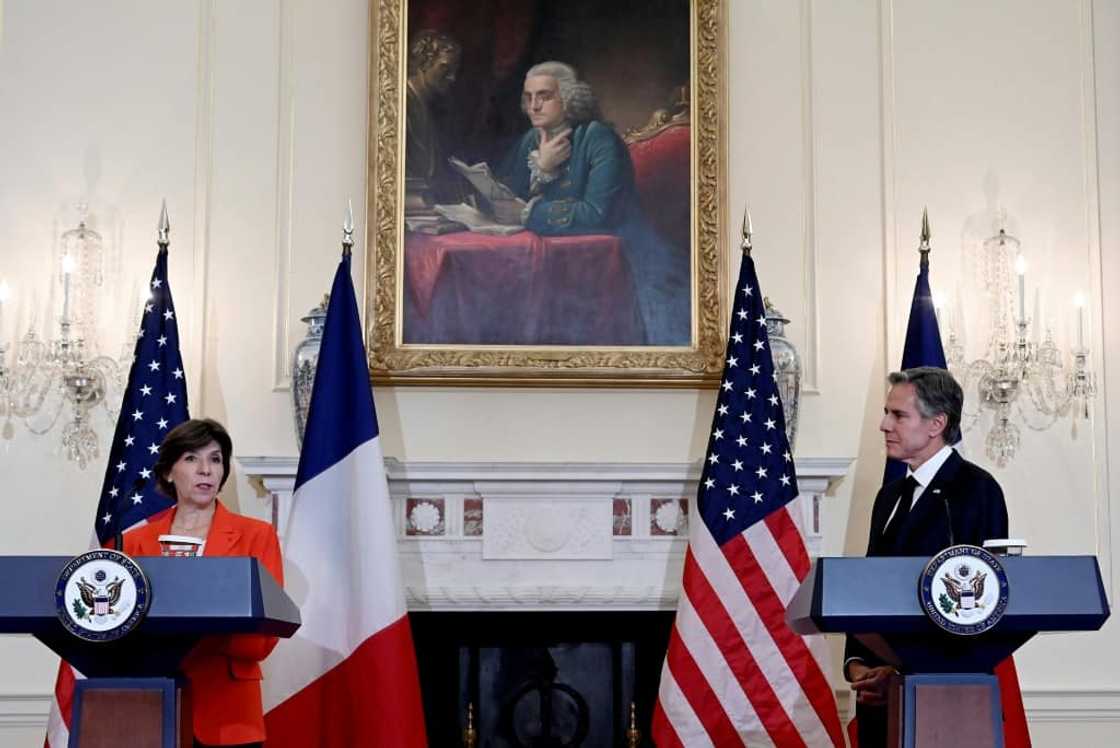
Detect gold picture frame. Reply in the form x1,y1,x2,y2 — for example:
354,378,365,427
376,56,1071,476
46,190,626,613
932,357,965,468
366,0,727,386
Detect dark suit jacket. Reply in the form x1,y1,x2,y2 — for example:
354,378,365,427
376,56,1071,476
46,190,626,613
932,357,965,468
124,500,283,746
846,449,1008,746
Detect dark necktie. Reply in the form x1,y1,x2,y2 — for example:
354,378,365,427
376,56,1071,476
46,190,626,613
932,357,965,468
882,476,920,551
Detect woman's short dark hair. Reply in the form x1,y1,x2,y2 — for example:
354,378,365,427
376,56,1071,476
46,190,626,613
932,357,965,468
888,367,964,444
153,418,233,499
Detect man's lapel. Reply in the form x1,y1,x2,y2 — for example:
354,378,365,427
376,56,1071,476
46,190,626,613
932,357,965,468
202,500,242,557
872,478,914,555
896,450,963,550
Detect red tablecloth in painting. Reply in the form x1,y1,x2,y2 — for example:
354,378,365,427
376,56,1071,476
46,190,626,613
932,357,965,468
403,230,645,345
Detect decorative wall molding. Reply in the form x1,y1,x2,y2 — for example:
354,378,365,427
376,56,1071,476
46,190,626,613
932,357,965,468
271,0,298,391
482,497,613,560
1024,688,1120,722
1077,0,1114,599
878,0,900,375
0,693,51,729
6,688,1120,734
189,0,215,412
832,687,1120,725
800,0,821,393
238,457,852,611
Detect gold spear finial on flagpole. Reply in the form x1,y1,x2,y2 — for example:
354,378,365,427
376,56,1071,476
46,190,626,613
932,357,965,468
741,206,753,256
919,206,931,268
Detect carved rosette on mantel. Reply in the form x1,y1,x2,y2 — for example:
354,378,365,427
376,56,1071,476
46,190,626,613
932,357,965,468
290,295,329,447
239,458,852,612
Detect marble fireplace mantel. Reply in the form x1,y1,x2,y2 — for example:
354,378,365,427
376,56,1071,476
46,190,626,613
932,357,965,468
237,458,852,612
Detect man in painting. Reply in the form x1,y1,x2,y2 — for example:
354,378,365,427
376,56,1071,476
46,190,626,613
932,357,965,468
496,61,690,346
405,29,464,204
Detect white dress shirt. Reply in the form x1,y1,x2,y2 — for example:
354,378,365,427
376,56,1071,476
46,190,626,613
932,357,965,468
881,444,954,533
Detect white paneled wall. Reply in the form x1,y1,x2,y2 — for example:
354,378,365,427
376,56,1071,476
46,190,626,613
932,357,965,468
0,1,1117,743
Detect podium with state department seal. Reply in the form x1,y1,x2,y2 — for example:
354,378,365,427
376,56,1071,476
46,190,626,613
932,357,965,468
787,546,1110,748
0,551,300,748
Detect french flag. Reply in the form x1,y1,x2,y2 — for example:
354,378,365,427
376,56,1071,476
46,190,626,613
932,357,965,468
262,248,427,746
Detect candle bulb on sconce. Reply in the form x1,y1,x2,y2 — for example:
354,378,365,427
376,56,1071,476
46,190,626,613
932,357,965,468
61,254,75,326
0,281,9,335
1014,254,1026,325
1074,293,1086,349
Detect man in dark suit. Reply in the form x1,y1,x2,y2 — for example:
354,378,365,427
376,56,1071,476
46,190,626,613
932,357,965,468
845,367,1008,747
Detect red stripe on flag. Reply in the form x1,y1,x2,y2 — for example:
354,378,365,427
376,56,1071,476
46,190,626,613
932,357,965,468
650,690,686,748
53,662,75,729
996,656,1031,747
662,621,743,746
722,534,846,747
264,616,426,747
847,714,860,748
682,551,804,746
764,506,811,581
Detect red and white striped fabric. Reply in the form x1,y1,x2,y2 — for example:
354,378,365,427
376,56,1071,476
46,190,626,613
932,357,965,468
44,663,79,747
652,252,844,746
653,501,844,747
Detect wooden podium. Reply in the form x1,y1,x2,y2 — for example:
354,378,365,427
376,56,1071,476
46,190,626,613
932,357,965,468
0,555,300,747
787,555,1110,748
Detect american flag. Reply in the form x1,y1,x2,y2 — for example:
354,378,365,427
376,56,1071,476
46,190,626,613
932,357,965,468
93,240,190,544
651,252,844,746
45,231,190,747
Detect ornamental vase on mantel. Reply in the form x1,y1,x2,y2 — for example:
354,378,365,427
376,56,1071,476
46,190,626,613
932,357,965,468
764,297,801,453
291,294,329,448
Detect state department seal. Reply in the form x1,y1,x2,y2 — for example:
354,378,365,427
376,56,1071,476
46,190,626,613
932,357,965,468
919,544,1009,636
55,549,151,642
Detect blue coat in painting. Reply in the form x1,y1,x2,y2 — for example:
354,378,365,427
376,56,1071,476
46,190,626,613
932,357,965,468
499,121,690,346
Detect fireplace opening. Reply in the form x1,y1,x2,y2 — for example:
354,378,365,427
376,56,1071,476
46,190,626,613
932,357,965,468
411,611,675,747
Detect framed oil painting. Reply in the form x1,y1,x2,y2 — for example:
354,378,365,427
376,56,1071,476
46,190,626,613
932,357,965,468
366,0,727,385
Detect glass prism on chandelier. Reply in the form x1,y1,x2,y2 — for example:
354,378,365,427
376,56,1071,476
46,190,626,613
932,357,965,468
0,204,125,468
943,223,1096,468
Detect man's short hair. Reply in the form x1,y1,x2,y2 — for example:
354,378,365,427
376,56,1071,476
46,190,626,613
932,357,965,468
408,30,460,75
888,367,963,444
523,61,600,123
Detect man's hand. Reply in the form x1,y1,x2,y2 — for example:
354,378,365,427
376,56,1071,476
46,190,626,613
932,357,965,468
537,127,572,173
848,663,896,706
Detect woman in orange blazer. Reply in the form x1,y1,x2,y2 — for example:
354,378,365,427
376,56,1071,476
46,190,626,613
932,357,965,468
123,418,283,748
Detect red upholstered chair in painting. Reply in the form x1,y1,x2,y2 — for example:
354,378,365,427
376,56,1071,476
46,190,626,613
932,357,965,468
625,85,692,255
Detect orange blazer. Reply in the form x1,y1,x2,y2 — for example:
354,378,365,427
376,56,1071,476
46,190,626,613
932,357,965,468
123,500,284,746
